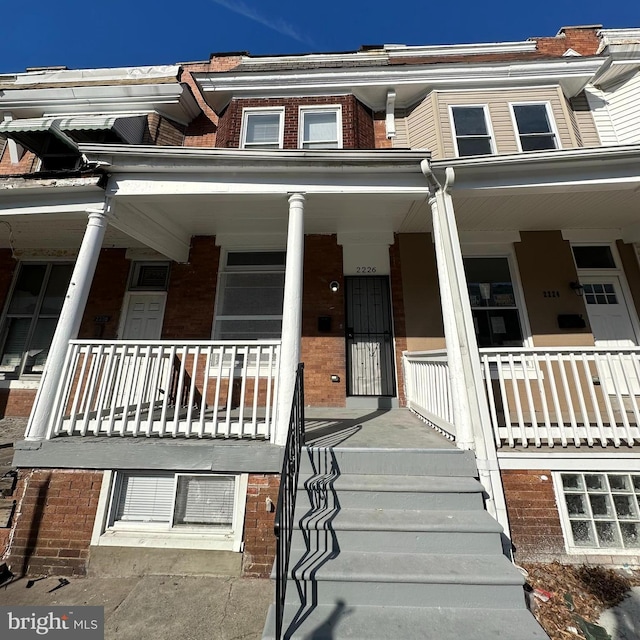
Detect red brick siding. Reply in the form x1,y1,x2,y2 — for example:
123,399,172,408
502,469,568,563
389,239,407,406
79,249,129,339
216,96,374,150
142,113,186,147
6,469,102,577
242,473,279,577
302,236,346,406
162,237,219,339
373,112,392,148
0,389,36,418
0,144,39,176
535,27,601,57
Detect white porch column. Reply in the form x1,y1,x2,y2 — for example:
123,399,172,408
274,193,305,446
26,203,111,440
421,161,509,533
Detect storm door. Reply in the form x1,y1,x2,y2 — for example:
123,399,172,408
345,276,395,396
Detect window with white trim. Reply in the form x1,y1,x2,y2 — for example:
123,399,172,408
240,108,284,149
557,472,640,550
299,106,342,149
214,251,285,340
510,103,558,151
451,106,493,157
464,257,524,347
0,262,73,376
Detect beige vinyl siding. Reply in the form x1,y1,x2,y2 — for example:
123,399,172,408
570,91,601,147
584,85,618,145
433,87,576,157
392,109,410,148
404,93,440,154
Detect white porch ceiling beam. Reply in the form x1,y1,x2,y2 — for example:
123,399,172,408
108,201,191,263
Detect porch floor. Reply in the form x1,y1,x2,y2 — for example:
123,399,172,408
304,407,455,449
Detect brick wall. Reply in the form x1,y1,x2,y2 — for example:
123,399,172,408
162,237,219,339
242,473,279,577
0,390,36,418
502,469,568,563
79,249,129,339
535,26,601,56
6,469,102,577
389,239,408,405
142,113,186,146
0,144,39,176
373,112,392,148
302,236,346,406
216,96,375,150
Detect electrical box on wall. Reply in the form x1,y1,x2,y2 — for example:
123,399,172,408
557,314,587,329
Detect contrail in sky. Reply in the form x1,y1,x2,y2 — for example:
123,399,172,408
209,0,315,46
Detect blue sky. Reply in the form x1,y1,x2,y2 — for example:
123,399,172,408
2,1,638,73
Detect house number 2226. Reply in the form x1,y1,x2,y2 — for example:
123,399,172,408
356,266,377,273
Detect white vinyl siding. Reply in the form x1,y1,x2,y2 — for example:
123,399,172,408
400,93,440,154
586,71,640,146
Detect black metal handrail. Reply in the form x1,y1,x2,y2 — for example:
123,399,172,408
274,363,305,640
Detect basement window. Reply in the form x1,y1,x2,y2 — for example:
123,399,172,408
99,471,248,551
556,472,640,551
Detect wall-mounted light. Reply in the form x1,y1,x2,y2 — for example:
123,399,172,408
329,281,340,292
569,281,585,297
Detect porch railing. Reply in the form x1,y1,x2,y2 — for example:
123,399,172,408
46,340,281,440
274,363,305,640
404,347,640,448
481,348,640,448
402,350,456,439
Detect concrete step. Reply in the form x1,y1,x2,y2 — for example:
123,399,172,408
263,603,548,640
287,552,526,609
300,447,477,477
298,473,486,510
291,508,503,554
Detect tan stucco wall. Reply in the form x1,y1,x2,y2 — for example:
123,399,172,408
397,233,445,351
514,231,594,347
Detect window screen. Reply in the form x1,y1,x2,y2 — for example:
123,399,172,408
301,110,340,149
243,112,282,148
174,475,235,527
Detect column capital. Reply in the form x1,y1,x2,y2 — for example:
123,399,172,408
287,192,306,205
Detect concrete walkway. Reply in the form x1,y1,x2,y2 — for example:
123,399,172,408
0,574,273,640
599,587,640,640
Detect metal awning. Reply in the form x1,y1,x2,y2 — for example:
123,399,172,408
0,116,60,134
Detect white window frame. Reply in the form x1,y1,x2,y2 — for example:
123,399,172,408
240,107,285,150
461,244,533,348
509,101,561,152
554,471,640,555
298,105,343,149
449,104,495,157
212,249,286,341
92,470,248,552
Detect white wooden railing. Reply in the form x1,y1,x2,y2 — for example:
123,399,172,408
46,340,281,440
402,350,456,439
404,347,640,448
480,348,640,448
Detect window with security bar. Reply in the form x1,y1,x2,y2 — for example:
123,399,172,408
557,472,640,550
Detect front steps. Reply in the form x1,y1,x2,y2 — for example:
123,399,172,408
263,446,547,640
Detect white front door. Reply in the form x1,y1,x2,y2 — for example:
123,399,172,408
582,276,639,394
121,293,166,340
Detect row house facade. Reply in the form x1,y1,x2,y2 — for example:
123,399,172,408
0,24,639,588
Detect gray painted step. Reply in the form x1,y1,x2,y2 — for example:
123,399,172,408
263,604,548,640
291,508,504,554
288,552,526,609
297,473,486,510
301,447,478,476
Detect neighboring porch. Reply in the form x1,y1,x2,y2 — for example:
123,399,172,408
404,347,640,449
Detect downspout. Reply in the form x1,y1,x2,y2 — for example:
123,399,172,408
420,159,510,538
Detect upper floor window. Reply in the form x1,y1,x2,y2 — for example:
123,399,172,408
240,108,284,149
450,106,493,157
299,106,342,149
0,262,73,376
510,103,558,151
